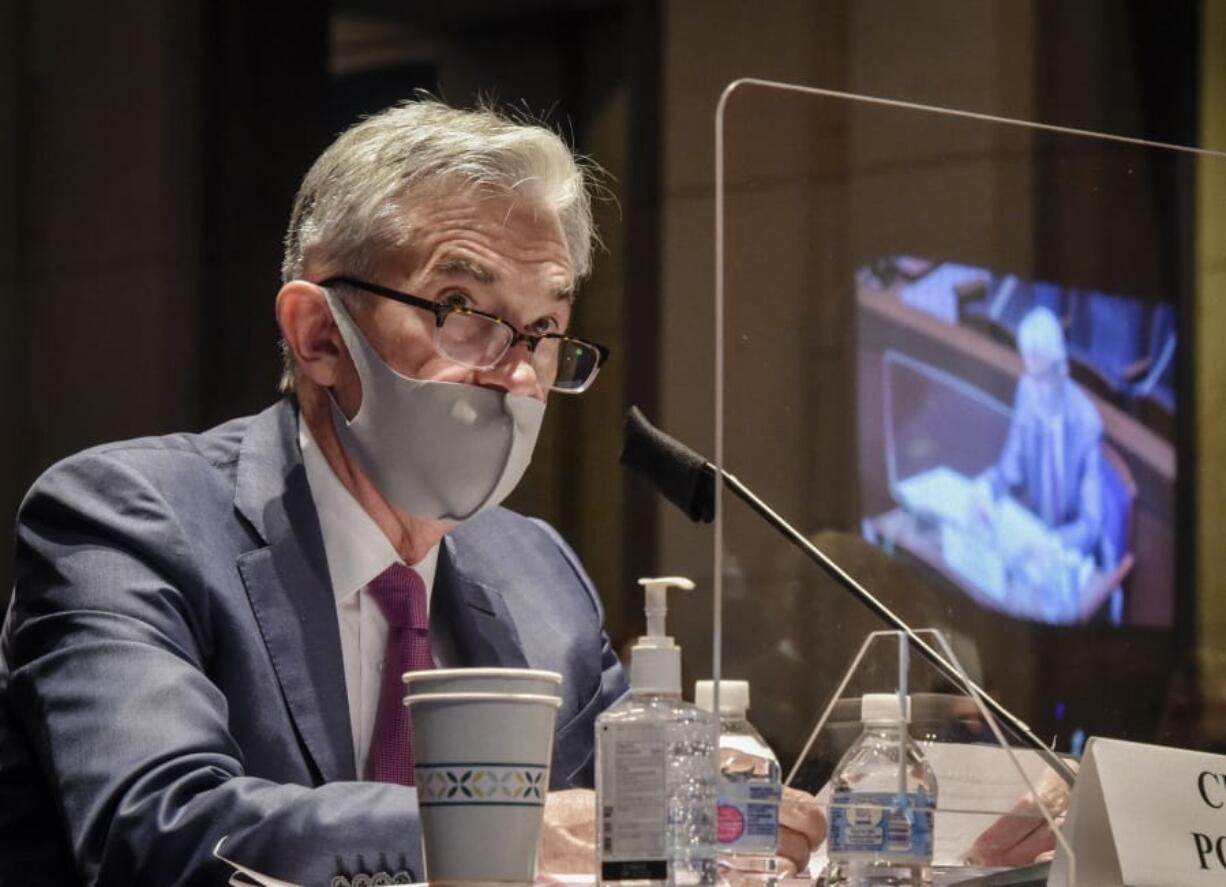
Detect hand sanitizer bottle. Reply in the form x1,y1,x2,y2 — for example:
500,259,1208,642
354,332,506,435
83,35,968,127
694,680,782,881
596,577,718,886
825,693,937,886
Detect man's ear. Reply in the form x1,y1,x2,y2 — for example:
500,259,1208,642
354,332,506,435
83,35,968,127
276,281,346,386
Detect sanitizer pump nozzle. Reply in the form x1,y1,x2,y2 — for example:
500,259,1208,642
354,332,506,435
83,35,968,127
630,576,695,695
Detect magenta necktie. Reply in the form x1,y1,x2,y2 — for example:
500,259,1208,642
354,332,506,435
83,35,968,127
365,563,433,785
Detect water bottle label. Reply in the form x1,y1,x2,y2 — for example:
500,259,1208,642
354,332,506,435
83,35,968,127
828,791,934,862
716,779,781,851
598,722,668,870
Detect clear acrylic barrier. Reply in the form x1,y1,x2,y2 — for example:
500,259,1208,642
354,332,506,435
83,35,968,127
710,81,1226,883
793,629,1071,884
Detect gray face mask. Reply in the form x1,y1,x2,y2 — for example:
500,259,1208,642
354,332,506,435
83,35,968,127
323,290,545,522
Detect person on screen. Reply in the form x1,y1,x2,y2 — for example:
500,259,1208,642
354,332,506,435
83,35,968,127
975,306,1105,569
0,100,825,886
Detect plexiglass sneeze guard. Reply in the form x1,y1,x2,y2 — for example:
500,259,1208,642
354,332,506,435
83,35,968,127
709,79,1226,884
794,629,1073,883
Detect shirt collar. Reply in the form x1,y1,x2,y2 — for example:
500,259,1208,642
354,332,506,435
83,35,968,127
298,413,439,605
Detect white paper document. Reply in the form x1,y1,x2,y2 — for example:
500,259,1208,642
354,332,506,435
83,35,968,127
896,465,977,528
807,742,1057,877
213,839,306,887
213,838,597,887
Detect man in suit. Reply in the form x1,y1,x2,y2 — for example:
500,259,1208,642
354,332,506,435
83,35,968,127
0,101,627,885
976,305,1107,619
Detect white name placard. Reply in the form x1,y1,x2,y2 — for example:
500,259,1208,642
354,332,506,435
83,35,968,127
1050,737,1226,886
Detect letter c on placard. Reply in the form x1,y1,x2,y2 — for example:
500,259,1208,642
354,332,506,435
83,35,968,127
1198,771,1224,809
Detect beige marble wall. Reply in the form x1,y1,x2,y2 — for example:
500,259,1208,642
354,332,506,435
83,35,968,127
1197,1,1226,682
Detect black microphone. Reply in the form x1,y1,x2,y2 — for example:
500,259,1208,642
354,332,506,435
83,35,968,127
620,405,1076,787
621,406,716,523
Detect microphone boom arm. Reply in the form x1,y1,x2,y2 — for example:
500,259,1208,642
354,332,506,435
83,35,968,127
710,461,1077,787
619,404,1075,785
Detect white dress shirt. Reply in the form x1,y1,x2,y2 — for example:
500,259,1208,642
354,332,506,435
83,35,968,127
298,416,442,777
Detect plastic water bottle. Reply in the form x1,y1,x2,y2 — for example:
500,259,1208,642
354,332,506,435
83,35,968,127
597,578,717,886
694,680,782,879
825,694,937,886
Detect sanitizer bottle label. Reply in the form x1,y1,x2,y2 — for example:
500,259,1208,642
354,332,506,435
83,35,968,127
599,722,668,881
827,791,934,862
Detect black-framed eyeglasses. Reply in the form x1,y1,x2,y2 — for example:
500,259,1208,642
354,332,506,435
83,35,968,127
319,276,610,394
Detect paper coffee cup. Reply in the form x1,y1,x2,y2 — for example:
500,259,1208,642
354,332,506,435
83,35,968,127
403,667,562,699
407,691,562,885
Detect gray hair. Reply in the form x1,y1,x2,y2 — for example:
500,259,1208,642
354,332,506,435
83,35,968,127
1017,305,1067,368
278,99,598,391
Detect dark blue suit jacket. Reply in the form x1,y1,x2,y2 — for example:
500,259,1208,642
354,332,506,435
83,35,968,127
0,398,628,886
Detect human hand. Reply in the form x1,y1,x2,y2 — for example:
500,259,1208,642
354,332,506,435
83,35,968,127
970,478,996,535
777,785,826,874
535,768,830,878
965,763,1077,867
536,788,596,874
718,785,826,887
1018,535,1063,588
719,749,826,875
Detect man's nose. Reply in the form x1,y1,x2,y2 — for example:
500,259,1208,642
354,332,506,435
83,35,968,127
473,341,546,400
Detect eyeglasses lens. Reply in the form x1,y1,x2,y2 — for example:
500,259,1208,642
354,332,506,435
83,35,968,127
437,311,598,392
553,340,598,391
437,312,511,368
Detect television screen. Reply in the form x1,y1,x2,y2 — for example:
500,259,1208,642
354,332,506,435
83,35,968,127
857,256,1177,628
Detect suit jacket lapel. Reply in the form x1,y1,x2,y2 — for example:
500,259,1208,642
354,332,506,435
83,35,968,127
234,399,356,783
434,535,529,668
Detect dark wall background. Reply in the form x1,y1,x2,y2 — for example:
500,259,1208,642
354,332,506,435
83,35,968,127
0,0,1213,674
0,0,660,644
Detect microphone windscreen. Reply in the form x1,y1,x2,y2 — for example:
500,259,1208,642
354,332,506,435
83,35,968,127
620,406,716,523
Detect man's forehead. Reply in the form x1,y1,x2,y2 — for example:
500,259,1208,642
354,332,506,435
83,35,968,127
397,187,574,286
427,250,574,302
434,254,494,284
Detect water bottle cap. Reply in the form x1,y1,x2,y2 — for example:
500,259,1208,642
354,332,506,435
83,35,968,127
694,680,749,715
861,693,910,723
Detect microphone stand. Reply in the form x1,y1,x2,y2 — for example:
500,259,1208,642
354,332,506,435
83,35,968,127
709,460,1077,787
